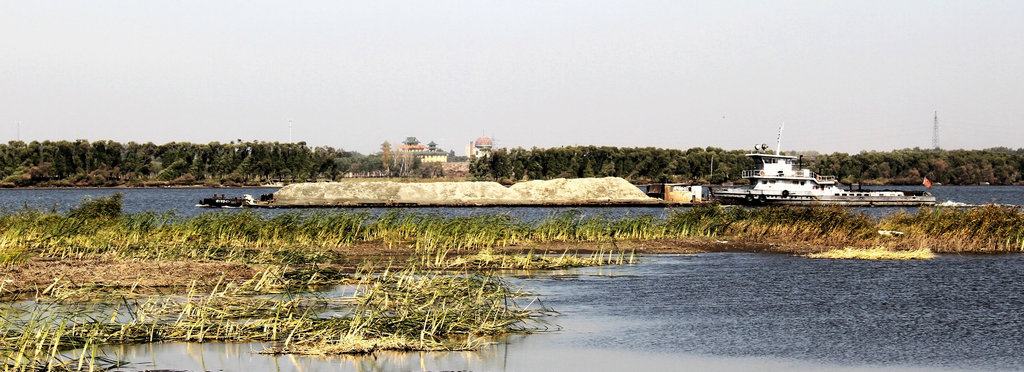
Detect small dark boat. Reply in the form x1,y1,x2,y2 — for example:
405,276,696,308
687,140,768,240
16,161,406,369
198,194,249,208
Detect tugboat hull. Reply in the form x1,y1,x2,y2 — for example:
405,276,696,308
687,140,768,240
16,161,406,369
712,189,936,206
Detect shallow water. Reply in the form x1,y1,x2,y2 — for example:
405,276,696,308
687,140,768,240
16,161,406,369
97,254,1023,372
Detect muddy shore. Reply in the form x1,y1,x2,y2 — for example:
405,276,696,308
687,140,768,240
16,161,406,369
0,238,809,295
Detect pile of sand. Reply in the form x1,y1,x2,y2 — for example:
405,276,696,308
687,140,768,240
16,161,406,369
509,177,652,203
273,177,657,205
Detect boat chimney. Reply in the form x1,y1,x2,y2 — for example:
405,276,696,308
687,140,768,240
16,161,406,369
776,123,785,155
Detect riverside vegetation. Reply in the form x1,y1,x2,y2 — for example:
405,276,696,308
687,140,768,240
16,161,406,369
1,195,1024,369
1,139,1023,186
473,146,1024,184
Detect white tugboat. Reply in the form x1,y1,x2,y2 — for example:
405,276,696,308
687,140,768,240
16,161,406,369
711,126,936,206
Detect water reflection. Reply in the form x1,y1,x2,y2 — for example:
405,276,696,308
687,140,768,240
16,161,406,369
102,340,954,372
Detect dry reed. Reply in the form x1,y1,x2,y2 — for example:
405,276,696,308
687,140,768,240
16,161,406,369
805,246,936,260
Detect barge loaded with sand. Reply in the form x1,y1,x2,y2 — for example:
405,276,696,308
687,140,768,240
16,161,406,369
198,177,706,208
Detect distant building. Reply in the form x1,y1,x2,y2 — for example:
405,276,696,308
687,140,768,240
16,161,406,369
399,136,447,163
466,136,493,158
419,141,448,163
399,137,426,153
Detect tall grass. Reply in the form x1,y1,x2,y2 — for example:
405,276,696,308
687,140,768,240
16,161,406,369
2,197,1024,268
879,205,1024,253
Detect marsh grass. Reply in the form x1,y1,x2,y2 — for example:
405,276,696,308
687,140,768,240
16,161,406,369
0,267,550,367
1,197,1023,270
878,205,1024,253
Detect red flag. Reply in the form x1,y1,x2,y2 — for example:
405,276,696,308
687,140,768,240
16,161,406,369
923,177,932,189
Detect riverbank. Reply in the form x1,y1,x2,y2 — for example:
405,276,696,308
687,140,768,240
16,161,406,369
0,195,1021,294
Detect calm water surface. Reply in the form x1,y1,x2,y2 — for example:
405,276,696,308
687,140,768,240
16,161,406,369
102,254,1023,372
0,185,1020,219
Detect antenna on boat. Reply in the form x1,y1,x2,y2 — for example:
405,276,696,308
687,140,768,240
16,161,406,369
775,123,785,155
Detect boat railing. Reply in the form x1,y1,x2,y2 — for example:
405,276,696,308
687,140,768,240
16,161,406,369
742,169,837,182
742,169,765,178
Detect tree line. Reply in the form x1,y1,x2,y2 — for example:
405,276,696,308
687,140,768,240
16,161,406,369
471,146,1024,185
1,140,1021,187
0,140,386,187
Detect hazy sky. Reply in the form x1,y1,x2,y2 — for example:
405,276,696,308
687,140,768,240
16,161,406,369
2,1,1022,155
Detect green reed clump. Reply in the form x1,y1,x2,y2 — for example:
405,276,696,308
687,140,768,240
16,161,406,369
735,206,876,242
66,193,123,220
880,205,1024,252
532,211,671,242
608,215,665,240
664,205,743,236
534,210,587,241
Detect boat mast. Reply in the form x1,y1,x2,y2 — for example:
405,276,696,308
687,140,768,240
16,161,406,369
775,123,785,155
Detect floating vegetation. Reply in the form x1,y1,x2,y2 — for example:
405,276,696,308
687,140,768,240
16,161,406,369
442,248,636,270
805,246,936,260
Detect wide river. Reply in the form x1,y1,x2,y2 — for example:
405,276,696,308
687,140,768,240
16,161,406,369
0,186,1020,371
0,185,1021,219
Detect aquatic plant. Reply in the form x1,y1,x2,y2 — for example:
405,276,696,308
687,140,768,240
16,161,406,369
0,268,551,368
442,247,635,270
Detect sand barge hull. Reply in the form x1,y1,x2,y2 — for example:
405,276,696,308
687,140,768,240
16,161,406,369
247,178,681,207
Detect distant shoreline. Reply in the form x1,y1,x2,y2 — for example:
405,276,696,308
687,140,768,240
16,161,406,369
0,181,1012,190
0,185,283,190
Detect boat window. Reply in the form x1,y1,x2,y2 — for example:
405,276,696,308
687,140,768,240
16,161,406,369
800,181,805,185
